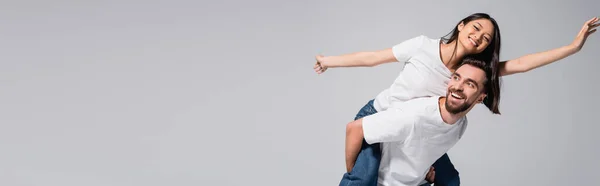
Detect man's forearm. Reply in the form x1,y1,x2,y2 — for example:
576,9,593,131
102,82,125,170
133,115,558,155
345,120,365,172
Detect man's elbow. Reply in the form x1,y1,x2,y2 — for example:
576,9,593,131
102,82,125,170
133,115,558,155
346,120,363,138
346,121,354,135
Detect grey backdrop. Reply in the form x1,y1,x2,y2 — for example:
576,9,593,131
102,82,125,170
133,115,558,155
1,0,598,186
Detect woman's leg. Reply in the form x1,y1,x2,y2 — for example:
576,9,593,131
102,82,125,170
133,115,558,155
430,153,460,186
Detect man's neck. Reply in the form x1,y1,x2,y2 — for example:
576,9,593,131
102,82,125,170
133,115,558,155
438,97,468,125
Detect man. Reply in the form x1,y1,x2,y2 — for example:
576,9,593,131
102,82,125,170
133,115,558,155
344,58,500,186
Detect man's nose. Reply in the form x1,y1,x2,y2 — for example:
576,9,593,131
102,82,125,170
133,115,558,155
454,84,464,91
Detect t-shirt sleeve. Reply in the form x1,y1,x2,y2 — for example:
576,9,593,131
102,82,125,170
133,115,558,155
362,108,417,144
391,35,426,63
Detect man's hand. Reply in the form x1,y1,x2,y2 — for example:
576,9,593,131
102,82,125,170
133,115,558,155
425,166,435,183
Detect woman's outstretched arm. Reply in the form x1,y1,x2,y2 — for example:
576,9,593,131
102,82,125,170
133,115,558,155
499,17,599,76
313,48,397,74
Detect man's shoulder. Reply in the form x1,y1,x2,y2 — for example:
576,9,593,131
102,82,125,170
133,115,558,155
397,96,441,113
403,96,441,106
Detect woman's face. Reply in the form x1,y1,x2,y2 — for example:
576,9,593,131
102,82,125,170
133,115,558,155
457,18,495,54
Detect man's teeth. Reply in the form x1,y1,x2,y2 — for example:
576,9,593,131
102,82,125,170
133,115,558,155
451,92,463,99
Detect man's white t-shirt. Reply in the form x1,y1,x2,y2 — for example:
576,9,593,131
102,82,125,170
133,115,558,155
373,35,453,112
362,96,468,186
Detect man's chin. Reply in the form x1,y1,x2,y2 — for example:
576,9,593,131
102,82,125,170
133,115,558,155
447,107,464,114
446,103,468,114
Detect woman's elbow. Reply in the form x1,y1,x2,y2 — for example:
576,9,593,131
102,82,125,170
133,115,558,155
515,66,532,74
365,50,396,67
503,65,529,76
364,61,378,67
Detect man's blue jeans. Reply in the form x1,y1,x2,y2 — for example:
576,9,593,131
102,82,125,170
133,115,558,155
339,99,461,186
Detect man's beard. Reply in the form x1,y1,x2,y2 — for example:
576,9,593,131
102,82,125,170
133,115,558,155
445,89,474,114
445,100,472,114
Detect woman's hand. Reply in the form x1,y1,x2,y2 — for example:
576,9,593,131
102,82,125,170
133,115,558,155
570,17,599,52
313,55,328,74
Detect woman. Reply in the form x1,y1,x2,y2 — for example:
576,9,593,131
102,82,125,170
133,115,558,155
314,13,598,186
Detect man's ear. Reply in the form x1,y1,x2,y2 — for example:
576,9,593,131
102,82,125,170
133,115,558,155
457,21,465,32
478,94,487,103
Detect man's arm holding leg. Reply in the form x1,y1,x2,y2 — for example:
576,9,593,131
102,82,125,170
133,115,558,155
345,118,364,173
345,109,415,172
